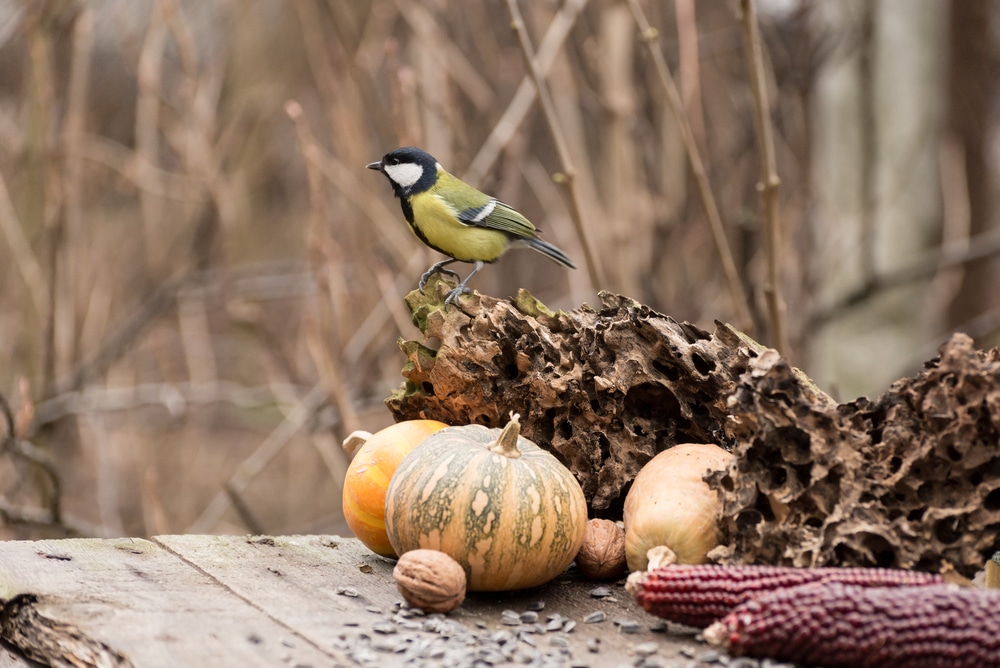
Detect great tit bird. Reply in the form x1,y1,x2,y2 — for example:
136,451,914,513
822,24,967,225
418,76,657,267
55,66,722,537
367,147,575,305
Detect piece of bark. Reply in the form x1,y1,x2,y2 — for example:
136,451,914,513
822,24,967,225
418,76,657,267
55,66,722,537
1,594,133,668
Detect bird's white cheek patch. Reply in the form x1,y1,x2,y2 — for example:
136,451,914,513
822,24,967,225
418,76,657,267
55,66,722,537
383,162,424,189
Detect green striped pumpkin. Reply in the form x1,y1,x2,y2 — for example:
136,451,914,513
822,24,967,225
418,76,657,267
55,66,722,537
384,415,588,591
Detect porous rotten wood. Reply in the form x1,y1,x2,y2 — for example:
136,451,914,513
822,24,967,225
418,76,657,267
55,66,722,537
385,276,802,514
712,332,1000,578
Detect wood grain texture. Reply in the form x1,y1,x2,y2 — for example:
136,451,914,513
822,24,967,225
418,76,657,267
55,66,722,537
0,535,705,667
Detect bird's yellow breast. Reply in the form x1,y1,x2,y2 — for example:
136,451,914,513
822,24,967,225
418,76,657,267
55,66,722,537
409,192,509,263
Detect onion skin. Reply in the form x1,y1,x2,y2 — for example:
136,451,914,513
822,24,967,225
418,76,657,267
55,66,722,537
623,443,734,571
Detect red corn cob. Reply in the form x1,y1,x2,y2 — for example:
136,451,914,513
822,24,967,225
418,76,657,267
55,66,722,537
703,582,1000,668
626,564,944,628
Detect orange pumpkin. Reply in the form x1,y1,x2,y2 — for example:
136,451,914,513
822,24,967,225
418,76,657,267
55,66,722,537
342,420,448,557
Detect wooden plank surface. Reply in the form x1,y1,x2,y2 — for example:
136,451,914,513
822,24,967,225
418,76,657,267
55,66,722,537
0,535,707,667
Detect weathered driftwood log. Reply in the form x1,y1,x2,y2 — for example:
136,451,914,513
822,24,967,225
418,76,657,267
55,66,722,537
711,332,1000,578
387,278,1000,576
385,276,776,515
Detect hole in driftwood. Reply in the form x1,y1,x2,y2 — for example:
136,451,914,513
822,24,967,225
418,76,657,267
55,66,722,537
984,487,1000,511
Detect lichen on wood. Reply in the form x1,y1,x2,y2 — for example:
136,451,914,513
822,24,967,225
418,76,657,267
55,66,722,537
385,275,766,515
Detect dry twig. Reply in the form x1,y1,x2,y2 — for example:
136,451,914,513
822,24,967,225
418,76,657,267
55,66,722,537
465,0,588,183
738,0,789,355
505,0,605,292
626,0,754,332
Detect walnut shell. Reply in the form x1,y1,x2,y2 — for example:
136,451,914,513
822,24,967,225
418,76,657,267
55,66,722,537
575,518,627,580
393,549,466,613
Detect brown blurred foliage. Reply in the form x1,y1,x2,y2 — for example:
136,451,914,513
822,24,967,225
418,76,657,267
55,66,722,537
0,0,995,540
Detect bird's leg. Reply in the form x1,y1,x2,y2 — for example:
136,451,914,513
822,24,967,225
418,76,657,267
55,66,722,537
444,261,484,306
419,258,462,291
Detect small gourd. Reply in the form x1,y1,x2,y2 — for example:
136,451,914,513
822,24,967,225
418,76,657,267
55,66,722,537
342,420,448,557
385,414,587,591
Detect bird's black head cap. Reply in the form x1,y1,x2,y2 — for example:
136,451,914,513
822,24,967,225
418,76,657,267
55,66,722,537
367,146,439,196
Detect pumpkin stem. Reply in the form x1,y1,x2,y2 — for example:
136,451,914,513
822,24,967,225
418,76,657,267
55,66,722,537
490,413,523,459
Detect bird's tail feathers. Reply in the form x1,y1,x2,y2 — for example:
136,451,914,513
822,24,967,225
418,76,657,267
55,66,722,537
521,237,576,269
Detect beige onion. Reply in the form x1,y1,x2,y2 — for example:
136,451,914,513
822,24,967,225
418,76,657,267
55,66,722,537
623,443,734,571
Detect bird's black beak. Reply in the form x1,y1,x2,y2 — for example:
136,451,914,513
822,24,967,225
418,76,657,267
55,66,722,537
366,161,382,171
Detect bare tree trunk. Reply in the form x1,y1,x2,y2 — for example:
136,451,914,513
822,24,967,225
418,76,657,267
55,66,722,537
945,0,998,333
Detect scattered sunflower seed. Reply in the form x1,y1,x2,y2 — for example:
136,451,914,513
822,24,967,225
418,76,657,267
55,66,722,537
562,620,577,633
614,618,642,634
584,611,605,624
648,619,667,633
589,586,612,598
500,610,522,626
548,635,570,648
729,659,763,668
634,641,658,657
519,610,538,623
587,637,600,653
680,647,697,658
491,630,515,644
477,647,505,665
366,605,381,614
527,600,546,611
371,638,398,652
699,649,722,663
371,621,396,635
336,586,359,598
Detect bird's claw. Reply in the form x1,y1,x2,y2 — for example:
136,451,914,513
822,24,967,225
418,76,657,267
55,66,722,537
443,286,471,306
418,267,461,292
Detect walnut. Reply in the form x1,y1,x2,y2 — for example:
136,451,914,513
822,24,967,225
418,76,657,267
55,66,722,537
575,519,627,580
393,549,466,613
